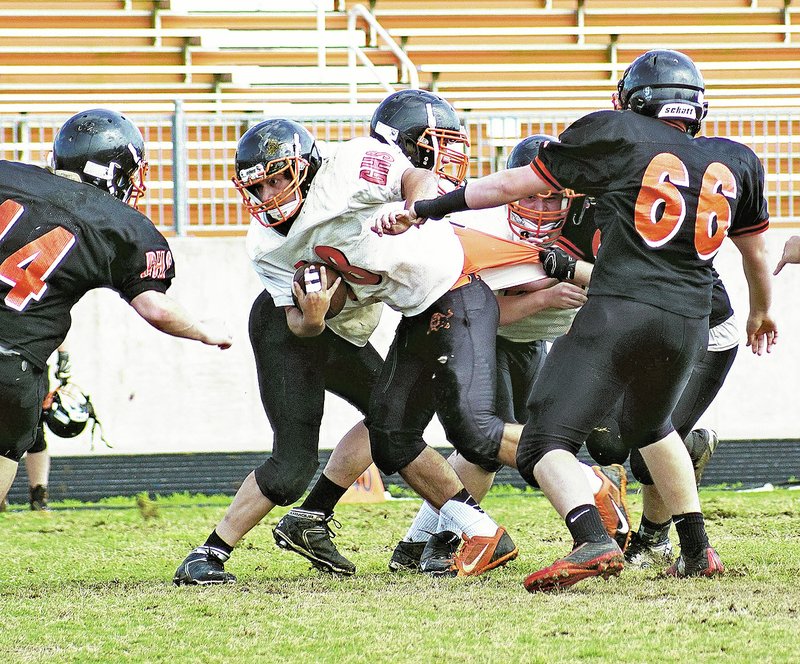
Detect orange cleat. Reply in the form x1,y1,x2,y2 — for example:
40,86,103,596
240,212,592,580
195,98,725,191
452,526,519,577
524,540,624,593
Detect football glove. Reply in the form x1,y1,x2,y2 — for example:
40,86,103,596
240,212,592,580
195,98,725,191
55,350,72,383
539,247,577,281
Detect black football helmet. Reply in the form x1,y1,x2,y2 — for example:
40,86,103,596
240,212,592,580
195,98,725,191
232,119,321,229
42,383,91,438
370,89,470,190
52,108,148,208
506,135,577,245
616,49,707,136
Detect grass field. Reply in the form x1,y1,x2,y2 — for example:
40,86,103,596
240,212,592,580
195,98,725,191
2,486,800,663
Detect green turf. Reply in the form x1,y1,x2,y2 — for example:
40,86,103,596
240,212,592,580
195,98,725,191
2,487,799,663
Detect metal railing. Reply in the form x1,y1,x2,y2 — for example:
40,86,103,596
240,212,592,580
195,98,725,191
347,3,419,104
2,106,798,233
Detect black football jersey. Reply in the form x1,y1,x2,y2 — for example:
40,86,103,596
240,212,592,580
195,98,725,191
557,196,733,328
0,161,175,369
533,110,768,318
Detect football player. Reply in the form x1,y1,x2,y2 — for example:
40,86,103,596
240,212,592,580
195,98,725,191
173,119,389,584
381,49,777,590
388,136,632,572
496,137,741,569
178,90,530,584
0,108,232,508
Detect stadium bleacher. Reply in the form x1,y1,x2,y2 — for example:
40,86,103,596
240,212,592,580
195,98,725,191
0,0,798,229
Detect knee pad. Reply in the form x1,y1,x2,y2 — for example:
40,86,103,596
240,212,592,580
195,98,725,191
585,425,629,466
629,448,654,485
28,424,47,454
452,436,502,474
516,437,580,489
253,455,320,506
0,443,26,463
367,425,427,476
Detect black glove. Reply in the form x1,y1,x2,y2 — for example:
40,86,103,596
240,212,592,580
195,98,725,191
55,350,71,383
539,247,577,281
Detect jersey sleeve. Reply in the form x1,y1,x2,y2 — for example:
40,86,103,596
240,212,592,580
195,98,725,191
340,138,415,207
109,209,175,302
532,111,626,196
729,147,770,237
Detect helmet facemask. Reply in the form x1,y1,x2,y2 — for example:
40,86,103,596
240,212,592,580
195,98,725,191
508,189,577,245
416,127,470,192
233,148,311,228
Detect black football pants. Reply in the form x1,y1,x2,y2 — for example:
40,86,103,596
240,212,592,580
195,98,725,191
249,290,383,506
516,295,707,487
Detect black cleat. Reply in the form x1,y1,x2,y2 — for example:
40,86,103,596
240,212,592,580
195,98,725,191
625,531,674,568
388,539,427,572
419,530,461,577
173,546,236,586
273,508,356,576
29,484,49,511
666,546,724,578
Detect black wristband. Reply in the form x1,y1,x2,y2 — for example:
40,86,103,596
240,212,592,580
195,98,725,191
413,186,468,220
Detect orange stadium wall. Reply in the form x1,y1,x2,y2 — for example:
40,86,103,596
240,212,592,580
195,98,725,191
46,229,800,459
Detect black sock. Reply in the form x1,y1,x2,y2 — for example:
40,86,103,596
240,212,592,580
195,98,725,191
301,473,348,516
639,515,671,543
565,504,609,545
673,512,709,556
204,529,233,556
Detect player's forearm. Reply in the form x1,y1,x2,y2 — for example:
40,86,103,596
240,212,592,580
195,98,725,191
734,234,773,316
497,291,553,326
414,166,547,220
400,168,439,208
131,291,211,343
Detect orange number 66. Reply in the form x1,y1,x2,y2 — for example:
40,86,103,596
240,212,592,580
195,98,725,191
634,153,736,260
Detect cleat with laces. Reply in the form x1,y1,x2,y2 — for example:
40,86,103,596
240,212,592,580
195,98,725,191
666,546,724,578
453,526,518,577
389,539,427,572
592,464,632,552
173,546,237,586
686,427,719,485
625,531,674,568
420,530,461,577
524,539,624,593
273,508,355,576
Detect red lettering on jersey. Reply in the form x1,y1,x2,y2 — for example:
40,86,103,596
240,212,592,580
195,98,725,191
313,245,382,286
140,250,173,280
0,199,24,240
358,151,394,186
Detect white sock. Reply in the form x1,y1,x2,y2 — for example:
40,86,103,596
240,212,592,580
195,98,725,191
582,463,603,494
403,501,440,543
437,498,498,538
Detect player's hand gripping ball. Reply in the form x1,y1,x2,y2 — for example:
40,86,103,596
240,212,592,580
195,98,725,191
292,262,347,319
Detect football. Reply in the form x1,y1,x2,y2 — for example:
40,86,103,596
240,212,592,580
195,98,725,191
292,262,347,319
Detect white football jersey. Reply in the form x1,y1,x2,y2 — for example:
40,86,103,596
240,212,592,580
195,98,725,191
246,136,464,341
